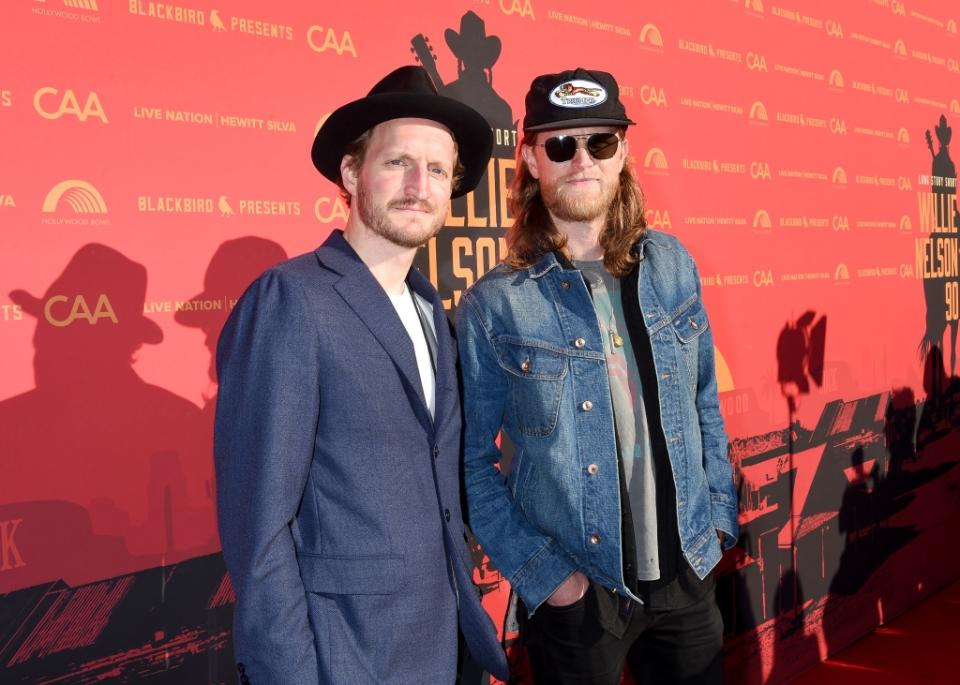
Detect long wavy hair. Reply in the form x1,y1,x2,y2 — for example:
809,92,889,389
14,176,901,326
506,131,647,277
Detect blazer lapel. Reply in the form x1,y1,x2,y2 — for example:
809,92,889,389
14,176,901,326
317,232,434,433
409,267,458,430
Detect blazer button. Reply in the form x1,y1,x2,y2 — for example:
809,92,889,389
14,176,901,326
444,508,451,522
433,445,439,460
589,534,602,545
574,337,586,348
587,463,599,475
581,400,593,412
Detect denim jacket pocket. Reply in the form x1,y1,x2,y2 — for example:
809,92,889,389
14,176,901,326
495,337,568,437
671,297,709,389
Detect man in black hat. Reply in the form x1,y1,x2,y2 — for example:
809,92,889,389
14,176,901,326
457,68,739,684
214,66,508,684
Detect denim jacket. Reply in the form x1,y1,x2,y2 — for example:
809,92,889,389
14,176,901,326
456,229,739,613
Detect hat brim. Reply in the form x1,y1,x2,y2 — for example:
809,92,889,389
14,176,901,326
312,91,493,198
524,117,636,133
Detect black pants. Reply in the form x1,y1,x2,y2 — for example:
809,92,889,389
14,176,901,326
524,582,724,685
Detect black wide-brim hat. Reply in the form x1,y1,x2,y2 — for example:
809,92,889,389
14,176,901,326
311,66,493,198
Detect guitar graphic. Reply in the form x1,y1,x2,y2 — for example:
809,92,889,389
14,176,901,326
410,34,446,91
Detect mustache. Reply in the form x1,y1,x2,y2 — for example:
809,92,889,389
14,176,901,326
388,198,437,213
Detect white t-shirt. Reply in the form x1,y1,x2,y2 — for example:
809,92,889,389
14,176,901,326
386,284,437,419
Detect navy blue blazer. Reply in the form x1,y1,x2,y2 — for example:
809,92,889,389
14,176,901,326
214,230,508,684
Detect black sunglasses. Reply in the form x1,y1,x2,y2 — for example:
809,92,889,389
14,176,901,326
536,132,622,163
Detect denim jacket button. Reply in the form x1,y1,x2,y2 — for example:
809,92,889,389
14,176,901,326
521,358,532,373
562,280,571,289
589,534,601,545
581,400,593,411
586,463,599,475
574,337,586,348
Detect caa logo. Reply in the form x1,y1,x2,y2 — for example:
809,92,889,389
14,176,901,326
640,85,667,106
949,58,959,74
832,167,847,185
307,26,357,57
639,24,664,48
832,215,850,232
645,208,672,229
750,162,771,180
753,270,774,287
749,101,768,122
828,70,845,88
826,20,844,38
315,196,349,224
500,0,535,19
753,210,772,230
893,39,907,57
897,128,910,144
895,88,911,104
34,87,107,123
44,294,117,327
891,1,905,16
746,52,767,71
643,148,669,172
897,176,912,191
42,180,108,213
829,118,847,135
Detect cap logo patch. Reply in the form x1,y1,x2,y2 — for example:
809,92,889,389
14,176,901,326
550,79,608,108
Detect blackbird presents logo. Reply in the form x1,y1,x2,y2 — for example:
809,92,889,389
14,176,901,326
835,264,850,284
63,0,99,9
745,0,764,15
42,180,107,213
948,19,957,35
828,70,844,89
900,215,912,232
893,39,907,57
951,100,960,115
897,128,910,144
832,167,847,185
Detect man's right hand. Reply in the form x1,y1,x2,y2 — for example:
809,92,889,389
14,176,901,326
545,571,590,607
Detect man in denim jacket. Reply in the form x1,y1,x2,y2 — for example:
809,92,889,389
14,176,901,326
456,68,739,684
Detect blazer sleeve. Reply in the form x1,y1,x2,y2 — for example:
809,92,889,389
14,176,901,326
214,268,321,685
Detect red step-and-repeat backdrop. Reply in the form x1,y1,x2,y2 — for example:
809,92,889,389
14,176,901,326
1,1,958,682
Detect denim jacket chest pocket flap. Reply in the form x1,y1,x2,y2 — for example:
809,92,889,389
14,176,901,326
669,296,710,389
670,296,710,342
494,337,568,437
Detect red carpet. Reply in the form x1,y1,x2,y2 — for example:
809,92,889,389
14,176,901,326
787,578,960,684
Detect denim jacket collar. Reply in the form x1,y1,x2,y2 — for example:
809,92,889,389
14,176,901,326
526,230,670,279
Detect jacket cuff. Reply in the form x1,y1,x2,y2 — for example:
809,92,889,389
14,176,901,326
710,493,739,548
510,538,578,615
